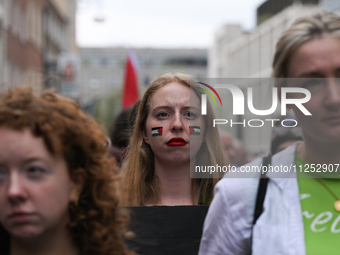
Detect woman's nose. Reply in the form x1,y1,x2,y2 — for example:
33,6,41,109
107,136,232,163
7,172,27,204
171,113,184,132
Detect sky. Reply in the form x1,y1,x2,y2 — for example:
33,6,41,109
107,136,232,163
76,0,266,48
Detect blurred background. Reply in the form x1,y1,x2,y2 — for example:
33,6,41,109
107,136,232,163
0,0,339,156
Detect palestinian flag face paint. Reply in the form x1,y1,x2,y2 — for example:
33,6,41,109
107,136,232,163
189,126,200,135
152,127,163,137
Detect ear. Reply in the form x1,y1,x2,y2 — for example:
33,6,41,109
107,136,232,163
143,128,150,145
69,168,86,203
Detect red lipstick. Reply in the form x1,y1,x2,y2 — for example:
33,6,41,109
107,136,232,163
167,137,187,146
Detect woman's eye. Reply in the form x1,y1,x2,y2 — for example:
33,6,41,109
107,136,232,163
156,112,169,118
0,167,7,179
302,79,324,89
184,112,197,119
27,167,44,175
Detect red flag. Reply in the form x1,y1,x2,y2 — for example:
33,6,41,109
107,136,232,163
122,50,139,108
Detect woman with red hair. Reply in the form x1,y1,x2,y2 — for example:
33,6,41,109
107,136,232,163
0,88,134,255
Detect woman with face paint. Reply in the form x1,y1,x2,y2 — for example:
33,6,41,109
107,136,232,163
119,73,228,206
0,88,134,255
199,11,340,255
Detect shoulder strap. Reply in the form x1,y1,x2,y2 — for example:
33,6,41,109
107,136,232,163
252,153,272,225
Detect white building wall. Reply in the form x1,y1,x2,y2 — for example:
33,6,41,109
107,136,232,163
322,0,340,11
210,5,323,79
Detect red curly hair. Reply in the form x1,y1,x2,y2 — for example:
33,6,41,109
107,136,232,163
0,87,134,255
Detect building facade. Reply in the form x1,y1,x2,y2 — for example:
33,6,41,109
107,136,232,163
257,0,340,25
209,5,324,79
0,0,76,94
79,47,208,105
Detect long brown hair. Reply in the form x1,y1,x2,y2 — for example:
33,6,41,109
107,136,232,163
0,88,134,255
119,73,228,206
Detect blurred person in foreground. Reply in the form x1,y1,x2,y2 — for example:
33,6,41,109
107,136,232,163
199,11,340,255
119,73,228,206
0,88,134,255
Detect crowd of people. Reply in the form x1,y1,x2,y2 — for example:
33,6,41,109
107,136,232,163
0,10,339,255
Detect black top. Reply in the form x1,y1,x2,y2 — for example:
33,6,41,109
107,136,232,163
125,206,209,255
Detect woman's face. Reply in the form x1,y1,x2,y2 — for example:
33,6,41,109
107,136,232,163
143,82,205,165
0,127,77,240
287,37,340,143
